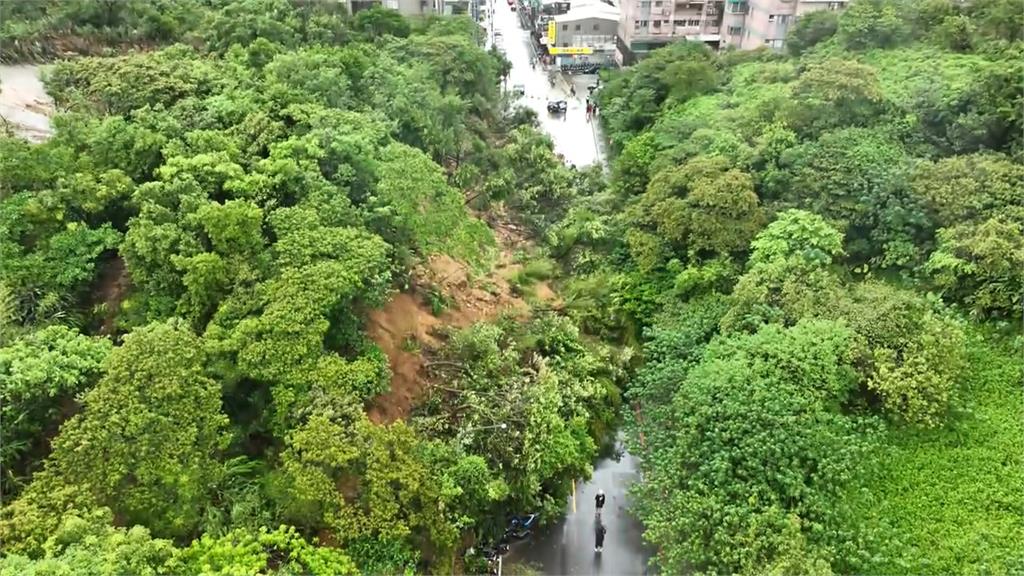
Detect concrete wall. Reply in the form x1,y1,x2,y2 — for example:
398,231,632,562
388,0,428,16
553,16,619,46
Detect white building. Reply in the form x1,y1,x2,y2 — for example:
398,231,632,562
546,0,621,65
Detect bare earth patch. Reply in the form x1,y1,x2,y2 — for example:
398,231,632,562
366,215,558,424
93,254,129,336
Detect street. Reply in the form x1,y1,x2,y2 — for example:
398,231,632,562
504,435,656,575
487,0,606,167
484,6,652,574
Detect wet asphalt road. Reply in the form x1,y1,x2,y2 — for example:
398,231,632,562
503,436,656,575
484,7,652,574
487,0,606,167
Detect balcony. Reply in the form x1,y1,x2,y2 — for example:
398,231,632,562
675,24,720,36
725,1,747,14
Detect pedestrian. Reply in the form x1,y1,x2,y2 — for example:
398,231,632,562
594,521,606,552
595,489,606,513
593,103,599,116
586,102,592,121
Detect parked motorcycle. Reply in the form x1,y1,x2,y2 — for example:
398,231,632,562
481,541,510,560
504,513,538,540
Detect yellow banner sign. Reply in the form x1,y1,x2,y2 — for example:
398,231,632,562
549,46,594,55
547,21,556,44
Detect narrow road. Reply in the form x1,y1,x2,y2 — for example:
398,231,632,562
483,6,651,573
486,0,606,167
504,435,656,575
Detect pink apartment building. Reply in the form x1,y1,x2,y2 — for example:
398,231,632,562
615,0,848,64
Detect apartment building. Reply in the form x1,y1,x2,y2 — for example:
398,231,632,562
376,0,479,19
615,0,848,63
616,0,722,64
721,0,847,50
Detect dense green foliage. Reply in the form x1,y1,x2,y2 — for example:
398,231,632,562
0,2,615,574
1,0,1020,573
578,0,1022,572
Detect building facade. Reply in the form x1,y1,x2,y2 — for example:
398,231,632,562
377,0,480,20
721,0,847,50
547,2,621,66
616,0,848,63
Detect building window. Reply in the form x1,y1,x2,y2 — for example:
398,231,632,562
653,20,661,28
654,0,661,5
727,25,742,35
764,38,784,48
726,0,747,14
767,14,776,23
574,23,581,30
777,14,791,24
563,42,570,46
639,0,650,7
687,18,700,26
593,23,600,30
827,1,842,9
562,23,568,30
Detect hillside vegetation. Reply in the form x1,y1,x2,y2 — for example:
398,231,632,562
1,2,620,574
586,0,1022,572
0,0,1021,574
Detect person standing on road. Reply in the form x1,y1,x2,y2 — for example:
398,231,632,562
595,489,606,513
594,521,606,552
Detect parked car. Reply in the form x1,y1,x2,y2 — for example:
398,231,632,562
546,100,567,113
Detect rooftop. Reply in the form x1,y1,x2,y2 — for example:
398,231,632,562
554,0,620,21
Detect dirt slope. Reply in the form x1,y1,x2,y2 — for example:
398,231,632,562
366,217,556,424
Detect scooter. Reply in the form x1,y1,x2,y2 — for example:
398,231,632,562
504,513,538,540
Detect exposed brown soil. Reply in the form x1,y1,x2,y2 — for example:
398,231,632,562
366,214,558,424
365,291,441,425
94,253,129,336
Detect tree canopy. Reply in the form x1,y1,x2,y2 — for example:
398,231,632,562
1,0,1020,573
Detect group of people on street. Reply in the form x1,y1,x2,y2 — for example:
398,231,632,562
585,97,599,121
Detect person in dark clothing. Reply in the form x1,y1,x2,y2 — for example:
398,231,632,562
595,522,606,552
595,489,606,512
